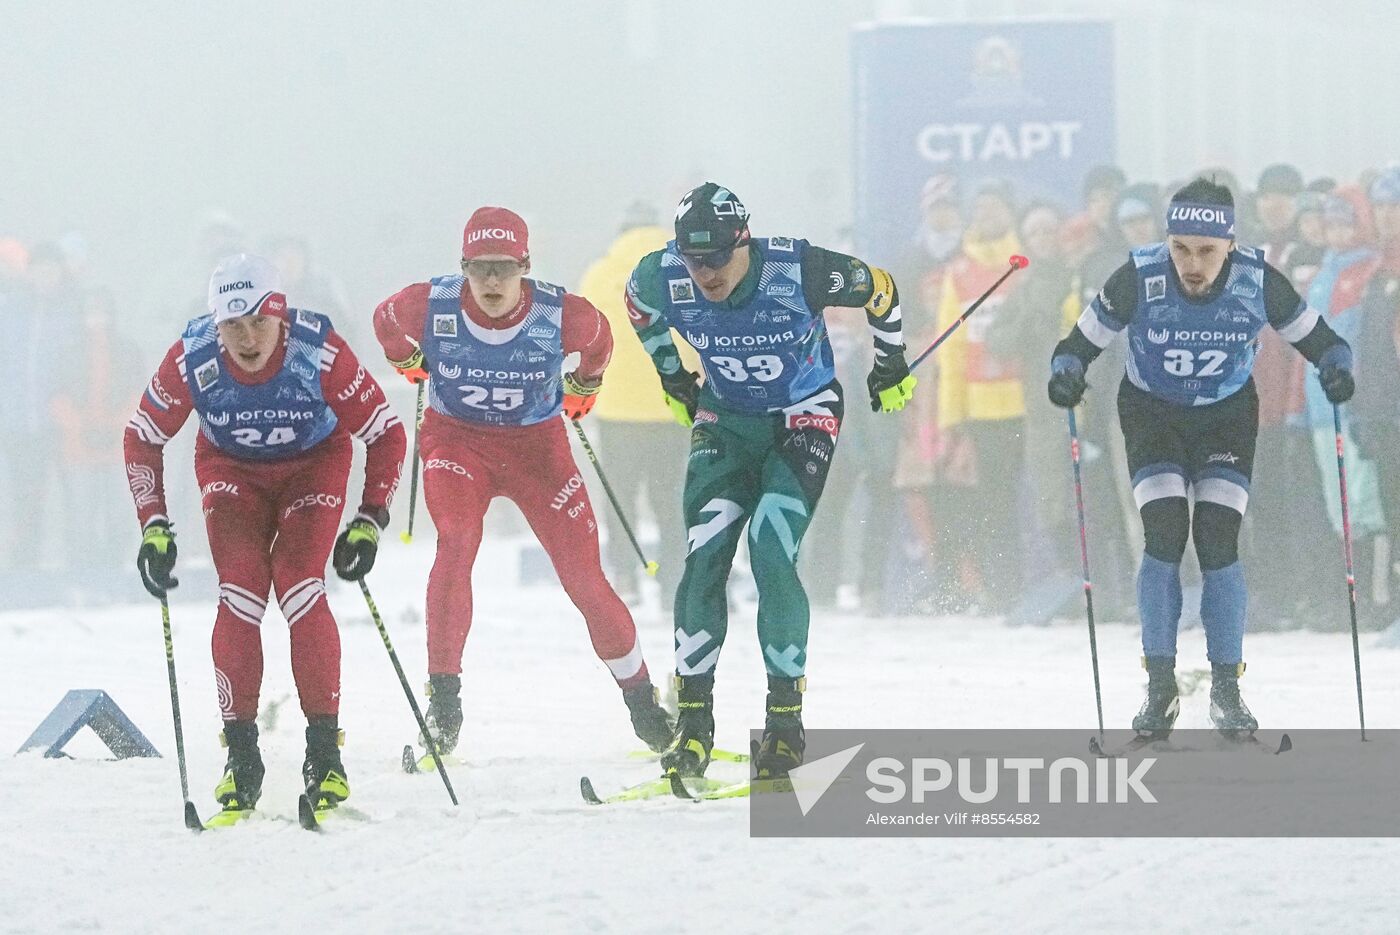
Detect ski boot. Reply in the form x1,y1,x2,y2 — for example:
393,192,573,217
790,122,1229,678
754,676,806,779
1209,662,1258,737
302,716,350,809
1132,656,1180,739
659,674,714,778
623,683,675,753
421,673,463,756
208,720,265,826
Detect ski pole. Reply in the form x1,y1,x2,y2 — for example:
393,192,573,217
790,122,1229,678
159,596,203,831
1067,408,1106,744
909,255,1028,372
400,380,427,544
359,579,459,805
1331,403,1367,741
569,418,659,577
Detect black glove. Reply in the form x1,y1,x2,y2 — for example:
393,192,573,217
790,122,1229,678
866,351,916,412
1319,364,1355,404
333,511,386,581
1317,344,1355,405
660,369,701,426
1047,355,1087,409
136,521,178,599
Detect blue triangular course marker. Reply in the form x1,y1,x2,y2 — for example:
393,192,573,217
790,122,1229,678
15,689,159,759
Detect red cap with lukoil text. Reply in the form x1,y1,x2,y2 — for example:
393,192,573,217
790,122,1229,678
462,206,529,261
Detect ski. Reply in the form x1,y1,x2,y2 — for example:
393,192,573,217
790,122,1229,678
579,775,678,804
298,794,322,831
202,806,257,830
298,794,355,830
579,771,745,804
626,747,750,764
1090,732,1292,757
401,744,464,775
183,801,205,832
668,773,793,801
579,772,793,804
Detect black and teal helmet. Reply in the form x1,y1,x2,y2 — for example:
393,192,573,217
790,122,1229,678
673,182,750,255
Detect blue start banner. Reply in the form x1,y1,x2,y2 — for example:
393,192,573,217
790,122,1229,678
852,20,1116,262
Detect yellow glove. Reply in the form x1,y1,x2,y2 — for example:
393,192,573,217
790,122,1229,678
867,352,916,413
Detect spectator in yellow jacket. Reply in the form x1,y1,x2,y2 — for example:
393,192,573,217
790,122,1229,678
578,202,697,609
933,178,1026,613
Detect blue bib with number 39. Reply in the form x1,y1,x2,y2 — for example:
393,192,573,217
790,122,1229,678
421,275,565,427
655,237,835,413
1125,243,1269,406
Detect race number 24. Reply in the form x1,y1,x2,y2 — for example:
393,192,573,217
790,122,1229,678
230,427,296,447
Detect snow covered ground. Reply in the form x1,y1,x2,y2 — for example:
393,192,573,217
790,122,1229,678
3,533,1398,934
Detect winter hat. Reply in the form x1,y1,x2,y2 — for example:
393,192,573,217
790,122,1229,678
208,253,286,323
674,182,750,254
462,206,529,261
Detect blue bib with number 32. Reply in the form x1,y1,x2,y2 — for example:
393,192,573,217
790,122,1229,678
1125,243,1269,406
655,237,835,413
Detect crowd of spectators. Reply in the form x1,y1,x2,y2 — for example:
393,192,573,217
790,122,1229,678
11,163,1400,636
872,161,1400,633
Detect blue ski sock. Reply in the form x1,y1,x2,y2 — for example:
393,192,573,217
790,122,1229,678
1201,561,1247,665
1138,555,1183,657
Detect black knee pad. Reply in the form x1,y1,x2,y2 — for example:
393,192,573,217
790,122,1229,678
1140,498,1189,563
1192,502,1242,571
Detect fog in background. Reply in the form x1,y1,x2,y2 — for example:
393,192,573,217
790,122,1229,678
5,0,1400,614
5,0,1398,316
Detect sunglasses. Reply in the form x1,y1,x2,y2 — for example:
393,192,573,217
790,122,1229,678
678,234,749,271
463,258,525,279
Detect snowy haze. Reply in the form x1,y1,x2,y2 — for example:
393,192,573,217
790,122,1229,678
3,0,1400,308
4,544,1399,933
5,2,1400,932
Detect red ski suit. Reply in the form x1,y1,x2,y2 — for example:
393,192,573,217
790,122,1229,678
373,281,649,690
124,321,407,721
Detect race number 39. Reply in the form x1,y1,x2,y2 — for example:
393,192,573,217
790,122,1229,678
709,354,784,383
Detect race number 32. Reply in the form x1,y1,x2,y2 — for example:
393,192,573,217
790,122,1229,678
1163,349,1227,377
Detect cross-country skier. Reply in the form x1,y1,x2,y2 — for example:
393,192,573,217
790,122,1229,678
372,206,673,760
124,254,407,822
1047,178,1354,738
625,182,915,779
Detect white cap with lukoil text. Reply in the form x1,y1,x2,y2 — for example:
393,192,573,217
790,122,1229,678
208,253,284,323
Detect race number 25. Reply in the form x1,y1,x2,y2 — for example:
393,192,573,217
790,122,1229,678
461,385,525,411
